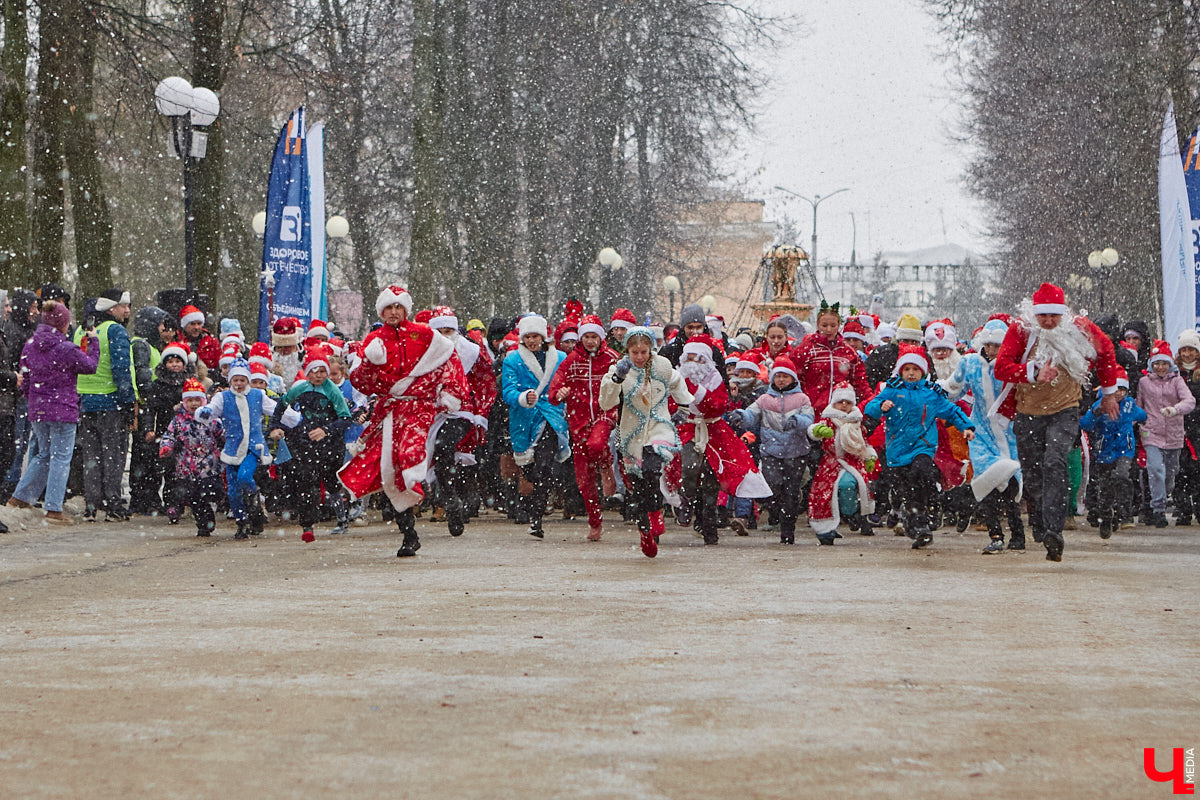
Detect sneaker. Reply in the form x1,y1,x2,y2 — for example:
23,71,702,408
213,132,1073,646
83,504,97,523
528,521,544,539
397,531,421,557
1099,521,1113,540
232,525,248,541
912,528,933,549
956,511,972,533
330,521,348,535
982,537,1005,554
6,497,31,509
587,525,603,542
1175,514,1192,527
675,508,692,528
1044,534,1064,562
165,506,181,524
702,530,719,545
44,510,72,525
780,530,795,545
301,529,315,543
816,534,835,546
867,513,883,526
729,517,749,536
1006,537,1026,552
105,504,130,522
1154,512,1169,529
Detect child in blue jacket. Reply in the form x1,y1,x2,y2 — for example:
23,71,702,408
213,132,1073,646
1080,368,1146,539
864,349,974,549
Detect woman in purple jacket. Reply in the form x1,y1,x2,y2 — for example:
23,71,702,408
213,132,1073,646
6,302,99,523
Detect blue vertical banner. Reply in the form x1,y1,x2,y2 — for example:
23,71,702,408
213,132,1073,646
1182,121,1200,333
258,107,327,341
1161,102,1193,342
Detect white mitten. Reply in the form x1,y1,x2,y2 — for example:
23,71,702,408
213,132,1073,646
1162,406,1178,418
364,337,387,365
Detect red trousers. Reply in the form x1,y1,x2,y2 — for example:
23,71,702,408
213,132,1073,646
572,419,615,528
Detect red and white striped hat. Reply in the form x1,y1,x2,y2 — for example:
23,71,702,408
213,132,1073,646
218,342,241,367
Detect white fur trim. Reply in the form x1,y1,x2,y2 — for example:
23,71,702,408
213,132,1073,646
364,337,387,365
1031,303,1068,315
375,286,412,316
250,354,273,368
893,352,928,376
682,341,712,362
578,323,605,338
970,458,1022,503
736,359,760,374
842,330,867,342
304,358,330,376
769,365,798,382
161,343,189,362
429,314,458,331
1149,354,1173,366
518,315,549,339
182,389,206,400
454,335,480,374
228,364,250,381
180,310,205,328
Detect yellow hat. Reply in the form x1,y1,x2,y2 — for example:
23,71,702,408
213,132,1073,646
466,318,485,332
896,313,923,342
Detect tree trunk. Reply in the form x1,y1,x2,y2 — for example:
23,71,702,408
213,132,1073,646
0,0,28,288
62,5,113,300
408,0,451,308
29,0,67,288
192,0,226,305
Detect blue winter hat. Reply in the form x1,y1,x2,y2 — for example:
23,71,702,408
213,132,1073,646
972,319,1008,350
227,357,251,382
622,325,658,351
220,318,243,339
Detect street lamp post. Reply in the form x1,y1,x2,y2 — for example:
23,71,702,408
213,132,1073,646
598,247,623,312
1087,247,1119,311
774,185,849,271
662,275,681,323
155,76,220,294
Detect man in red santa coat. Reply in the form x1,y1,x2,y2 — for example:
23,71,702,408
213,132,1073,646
676,334,772,544
338,286,469,557
993,282,1120,562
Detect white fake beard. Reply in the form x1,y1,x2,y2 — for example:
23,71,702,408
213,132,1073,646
274,351,300,378
931,350,960,381
1019,299,1094,383
678,360,714,385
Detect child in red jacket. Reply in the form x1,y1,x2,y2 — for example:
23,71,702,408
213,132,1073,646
548,314,620,540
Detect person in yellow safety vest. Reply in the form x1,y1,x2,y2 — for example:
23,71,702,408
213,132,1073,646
73,288,137,522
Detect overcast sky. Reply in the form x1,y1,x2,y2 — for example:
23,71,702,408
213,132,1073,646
731,0,989,263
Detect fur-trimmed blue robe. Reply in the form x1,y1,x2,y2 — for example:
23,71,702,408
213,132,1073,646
942,352,1022,501
501,344,571,465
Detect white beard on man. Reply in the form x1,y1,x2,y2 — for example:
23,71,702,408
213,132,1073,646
930,349,960,381
1018,298,1095,383
273,350,302,381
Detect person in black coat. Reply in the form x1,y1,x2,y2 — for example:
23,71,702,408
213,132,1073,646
0,289,39,500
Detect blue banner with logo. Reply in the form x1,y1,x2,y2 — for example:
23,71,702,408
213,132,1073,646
1181,121,1200,334
258,107,327,341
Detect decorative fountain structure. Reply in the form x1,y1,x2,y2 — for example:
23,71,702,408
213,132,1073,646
751,244,814,326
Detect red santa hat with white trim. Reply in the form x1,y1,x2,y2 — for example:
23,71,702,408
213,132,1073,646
307,319,331,340
1148,339,1174,367
429,305,458,331
682,333,717,365
828,380,857,405
249,362,270,384
609,308,637,332
842,318,868,343
249,341,273,369
161,340,194,364
769,354,798,383
179,304,205,329
1030,282,1068,315
1114,365,1129,389
892,343,929,377
181,377,206,401
219,342,241,367
303,344,333,377
924,321,957,350
272,316,302,348
736,350,764,375
577,314,606,339
375,285,413,317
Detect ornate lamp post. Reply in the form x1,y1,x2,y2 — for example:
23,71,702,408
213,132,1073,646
662,275,681,323
1087,247,1119,310
155,76,220,293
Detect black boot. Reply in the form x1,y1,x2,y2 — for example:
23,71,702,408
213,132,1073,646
233,522,248,540
446,494,465,537
396,510,420,556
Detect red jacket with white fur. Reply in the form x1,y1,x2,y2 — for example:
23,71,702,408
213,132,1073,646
992,317,1119,419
